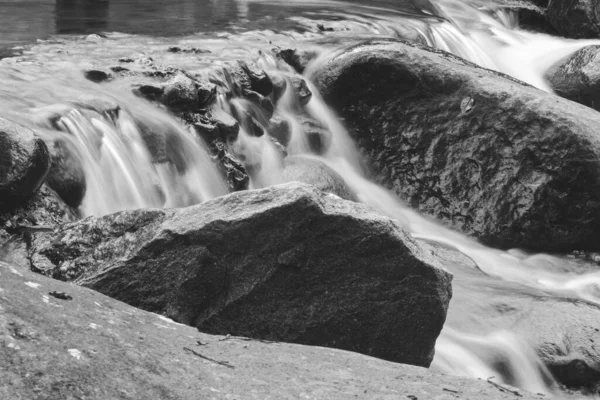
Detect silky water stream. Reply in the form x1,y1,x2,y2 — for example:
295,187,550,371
2,0,600,396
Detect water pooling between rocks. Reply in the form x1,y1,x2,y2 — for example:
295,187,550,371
3,0,600,398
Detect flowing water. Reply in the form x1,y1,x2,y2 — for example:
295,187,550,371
3,0,600,397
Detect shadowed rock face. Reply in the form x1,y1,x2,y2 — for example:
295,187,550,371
547,0,600,38
0,261,537,400
0,118,50,212
29,182,452,368
313,38,600,252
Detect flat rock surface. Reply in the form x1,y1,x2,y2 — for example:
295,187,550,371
0,261,541,400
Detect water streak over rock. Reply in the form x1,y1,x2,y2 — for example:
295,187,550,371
313,38,600,252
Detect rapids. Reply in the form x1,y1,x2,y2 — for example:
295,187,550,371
3,0,600,397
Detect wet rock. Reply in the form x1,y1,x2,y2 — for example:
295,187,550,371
0,118,50,212
75,94,120,120
221,62,252,96
267,115,291,147
0,260,537,400
0,185,75,269
274,47,319,74
212,140,249,191
211,109,240,142
239,60,273,96
299,114,332,155
30,182,452,368
167,46,211,54
83,69,112,83
269,72,288,103
281,155,357,201
45,139,86,209
131,83,164,102
197,80,217,109
547,0,600,38
313,38,600,252
161,74,199,111
545,45,600,110
435,244,600,390
133,118,168,163
244,90,274,120
317,23,335,32
290,75,312,106
503,4,557,34
243,112,265,137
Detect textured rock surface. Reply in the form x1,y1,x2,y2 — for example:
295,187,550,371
547,0,600,38
313,38,600,252
0,261,536,400
30,182,452,368
545,45,600,110
0,118,50,212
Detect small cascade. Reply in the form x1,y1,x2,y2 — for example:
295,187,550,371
35,96,228,216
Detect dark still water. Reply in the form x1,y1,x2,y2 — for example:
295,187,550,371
0,0,433,46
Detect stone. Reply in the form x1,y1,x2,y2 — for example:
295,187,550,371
267,115,292,147
433,243,600,390
45,139,86,208
75,95,120,120
299,114,332,155
131,83,164,102
281,155,358,201
274,47,319,74
545,45,600,110
161,74,199,111
243,90,274,121
239,60,273,96
313,38,600,252
0,260,537,400
547,0,600,38
83,69,112,83
30,182,452,368
0,118,50,212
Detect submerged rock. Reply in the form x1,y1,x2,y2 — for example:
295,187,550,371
83,69,112,83
547,0,600,38
0,260,536,400
313,38,600,252
281,155,357,201
45,139,86,209
435,244,600,390
30,182,452,368
545,45,600,110
274,47,319,73
0,118,50,212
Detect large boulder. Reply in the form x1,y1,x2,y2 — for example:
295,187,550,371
545,45,600,110
29,182,452,368
0,261,536,400
313,38,600,252
0,118,50,212
547,0,600,38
